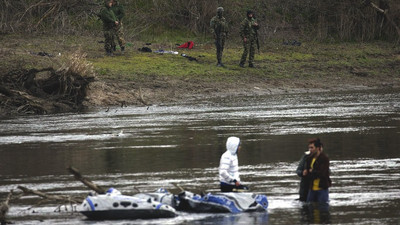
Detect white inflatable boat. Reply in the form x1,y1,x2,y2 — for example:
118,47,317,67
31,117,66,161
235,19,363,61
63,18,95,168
79,188,177,220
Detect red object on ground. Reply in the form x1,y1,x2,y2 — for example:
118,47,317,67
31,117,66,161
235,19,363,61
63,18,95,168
178,41,194,49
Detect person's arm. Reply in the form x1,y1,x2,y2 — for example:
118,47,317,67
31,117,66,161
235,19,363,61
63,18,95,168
252,19,259,30
220,162,234,181
118,5,125,21
220,156,237,184
296,155,306,177
100,9,117,24
239,19,247,41
310,156,329,179
222,18,229,37
210,17,216,36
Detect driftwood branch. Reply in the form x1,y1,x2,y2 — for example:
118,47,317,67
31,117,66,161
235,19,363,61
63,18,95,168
17,186,80,204
67,166,106,194
0,191,13,224
172,183,185,192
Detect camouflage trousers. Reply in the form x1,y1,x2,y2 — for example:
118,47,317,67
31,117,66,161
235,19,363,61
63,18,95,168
103,29,116,52
215,37,225,64
240,37,256,65
114,23,126,48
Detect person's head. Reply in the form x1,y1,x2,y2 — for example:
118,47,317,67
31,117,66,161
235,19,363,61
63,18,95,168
226,136,241,155
217,7,224,17
308,138,323,156
105,0,113,8
247,10,254,18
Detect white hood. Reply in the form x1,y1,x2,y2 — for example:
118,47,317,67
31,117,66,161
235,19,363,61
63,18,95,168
226,137,240,155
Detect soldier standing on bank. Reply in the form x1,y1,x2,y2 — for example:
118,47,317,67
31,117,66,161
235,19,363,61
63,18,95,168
210,7,228,67
239,10,259,68
99,0,118,56
111,0,126,52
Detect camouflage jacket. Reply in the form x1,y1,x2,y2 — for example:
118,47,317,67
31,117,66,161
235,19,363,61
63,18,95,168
111,1,125,22
239,17,259,39
99,4,117,30
210,16,228,38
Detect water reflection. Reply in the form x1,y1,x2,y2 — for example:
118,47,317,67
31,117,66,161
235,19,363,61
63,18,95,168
0,89,400,224
300,203,331,224
190,212,269,225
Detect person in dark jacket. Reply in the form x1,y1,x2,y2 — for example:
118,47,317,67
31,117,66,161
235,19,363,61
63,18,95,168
111,0,126,52
304,138,331,203
296,150,311,202
99,0,119,56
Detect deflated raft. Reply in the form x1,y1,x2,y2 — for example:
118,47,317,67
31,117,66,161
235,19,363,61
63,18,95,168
79,188,177,220
176,191,269,213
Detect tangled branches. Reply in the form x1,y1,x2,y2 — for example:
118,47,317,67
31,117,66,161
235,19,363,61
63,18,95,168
0,51,95,116
0,166,123,224
0,1,399,44
0,0,100,34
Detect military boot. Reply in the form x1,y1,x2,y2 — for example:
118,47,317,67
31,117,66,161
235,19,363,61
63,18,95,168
106,50,113,56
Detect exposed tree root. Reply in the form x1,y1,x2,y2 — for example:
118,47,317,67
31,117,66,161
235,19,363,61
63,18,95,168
0,67,94,117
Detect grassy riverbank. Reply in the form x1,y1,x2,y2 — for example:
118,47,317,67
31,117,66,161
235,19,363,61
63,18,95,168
0,34,399,114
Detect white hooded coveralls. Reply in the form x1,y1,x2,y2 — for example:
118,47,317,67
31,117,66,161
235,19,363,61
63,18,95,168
219,137,241,185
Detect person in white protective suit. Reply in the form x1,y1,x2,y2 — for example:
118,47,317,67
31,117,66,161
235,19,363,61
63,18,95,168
219,136,249,192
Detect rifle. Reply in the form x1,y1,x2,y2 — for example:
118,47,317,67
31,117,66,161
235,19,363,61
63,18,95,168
214,21,223,52
215,32,222,51
253,14,260,53
255,29,260,54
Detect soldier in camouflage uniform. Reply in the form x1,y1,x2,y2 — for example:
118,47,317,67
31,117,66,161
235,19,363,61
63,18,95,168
239,10,259,68
111,0,126,52
99,0,118,56
210,7,228,67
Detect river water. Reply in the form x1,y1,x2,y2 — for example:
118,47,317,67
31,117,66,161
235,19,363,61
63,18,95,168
0,89,399,224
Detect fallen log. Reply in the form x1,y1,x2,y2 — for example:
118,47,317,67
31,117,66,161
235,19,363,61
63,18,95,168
17,186,80,204
67,166,106,194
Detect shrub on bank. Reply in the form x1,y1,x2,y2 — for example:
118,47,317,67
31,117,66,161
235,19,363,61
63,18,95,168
0,0,399,43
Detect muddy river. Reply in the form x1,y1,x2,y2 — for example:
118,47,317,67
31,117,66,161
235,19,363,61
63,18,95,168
1,89,399,224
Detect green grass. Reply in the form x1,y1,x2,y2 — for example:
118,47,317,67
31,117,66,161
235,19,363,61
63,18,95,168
88,40,399,82
1,34,399,85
